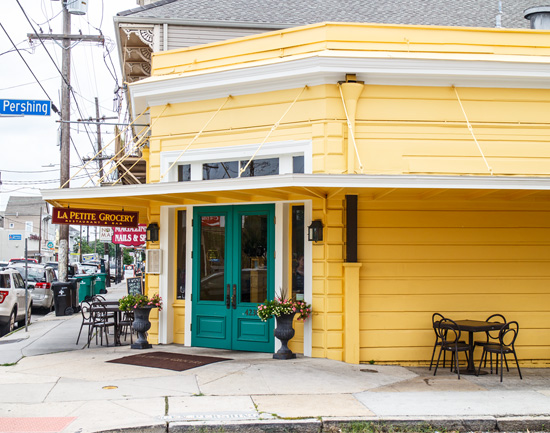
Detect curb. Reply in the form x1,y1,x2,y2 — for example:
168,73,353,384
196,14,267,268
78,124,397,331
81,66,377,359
97,416,550,433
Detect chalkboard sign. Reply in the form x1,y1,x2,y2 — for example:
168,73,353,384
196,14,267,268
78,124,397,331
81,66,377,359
126,277,143,296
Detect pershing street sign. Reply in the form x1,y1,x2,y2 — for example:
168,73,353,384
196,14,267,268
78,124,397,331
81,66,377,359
1,99,51,116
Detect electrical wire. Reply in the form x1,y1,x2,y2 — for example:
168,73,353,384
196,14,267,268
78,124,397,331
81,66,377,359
0,76,58,91
0,22,59,114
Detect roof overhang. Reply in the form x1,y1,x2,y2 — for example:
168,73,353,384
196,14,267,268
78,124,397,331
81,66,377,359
41,174,550,220
129,50,550,114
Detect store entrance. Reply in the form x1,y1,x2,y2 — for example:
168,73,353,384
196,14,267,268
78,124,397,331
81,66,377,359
191,204,275,352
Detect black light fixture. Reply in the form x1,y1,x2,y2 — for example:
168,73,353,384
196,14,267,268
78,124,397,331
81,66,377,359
146,223,160,242
307,220,324,242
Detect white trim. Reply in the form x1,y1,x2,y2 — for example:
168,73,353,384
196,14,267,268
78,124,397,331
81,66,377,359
159,140,312,182
130,52,550,114
184,207,193,346
304,200,312,357
41,174,550,202
159,206,173,344
274,201,284,354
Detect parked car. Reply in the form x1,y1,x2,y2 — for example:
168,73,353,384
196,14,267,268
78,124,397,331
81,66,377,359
0,262,8,270
46,262,79,279
8,258,38,265
7,264,57,311
0,268,32,336
80,262,101,275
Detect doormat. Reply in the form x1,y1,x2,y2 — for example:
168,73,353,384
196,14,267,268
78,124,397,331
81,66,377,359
107,351,230,371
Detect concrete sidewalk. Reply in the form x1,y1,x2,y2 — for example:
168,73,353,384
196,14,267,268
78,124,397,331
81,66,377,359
1,284,550,433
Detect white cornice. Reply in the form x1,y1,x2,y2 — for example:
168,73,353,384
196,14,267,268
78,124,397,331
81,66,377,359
41,174,550,202
129,52,550,113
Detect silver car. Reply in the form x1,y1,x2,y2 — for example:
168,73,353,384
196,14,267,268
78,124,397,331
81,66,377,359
8,264,57,311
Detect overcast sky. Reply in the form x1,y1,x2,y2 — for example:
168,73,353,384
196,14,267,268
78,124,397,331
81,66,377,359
0,0,137,211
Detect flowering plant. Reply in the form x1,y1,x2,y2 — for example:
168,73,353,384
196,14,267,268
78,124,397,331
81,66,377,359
257,289,311,321
119,293,163,312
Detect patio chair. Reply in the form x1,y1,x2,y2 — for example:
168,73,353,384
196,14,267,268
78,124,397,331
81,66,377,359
76,301,93,345
429,313,466,370
433,318,471,379
474,314,508,373
477,321,522,382
119,310,134,343
87,303,115,347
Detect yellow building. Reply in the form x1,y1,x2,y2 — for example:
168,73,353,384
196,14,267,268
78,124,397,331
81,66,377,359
43,21,550,366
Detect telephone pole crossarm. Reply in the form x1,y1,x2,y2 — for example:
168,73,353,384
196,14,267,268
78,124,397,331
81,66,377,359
27,33,104,43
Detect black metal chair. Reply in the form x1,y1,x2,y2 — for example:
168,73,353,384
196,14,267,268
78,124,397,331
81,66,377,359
119,310,134,343
429,313,466,370
474,314,508,373
76,301,93,345
477,321,522,382
433,318,471,379
429,313,446,370
87,303,115,347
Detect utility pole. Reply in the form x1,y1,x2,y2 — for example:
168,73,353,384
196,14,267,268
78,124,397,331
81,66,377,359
59,4,71,283
28,3,103,282
95,97,104,180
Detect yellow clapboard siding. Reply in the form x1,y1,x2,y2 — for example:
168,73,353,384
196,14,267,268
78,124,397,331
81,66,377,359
360,347,550,364
360,279,550,295
357,210,550,227
358,245,550,261
360,312,550,330
359,262,550,278
359,228,550,244
360,294,550,313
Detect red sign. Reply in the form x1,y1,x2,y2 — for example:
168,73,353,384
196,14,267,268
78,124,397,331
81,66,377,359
112,225,147,247
52,207,139,228
202,216,222,227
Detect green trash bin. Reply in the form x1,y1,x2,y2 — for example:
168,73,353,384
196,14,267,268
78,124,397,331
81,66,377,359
93,273,107,295
76,274,95,303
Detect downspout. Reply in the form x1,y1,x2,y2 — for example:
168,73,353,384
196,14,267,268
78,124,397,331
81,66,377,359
339,75,364,174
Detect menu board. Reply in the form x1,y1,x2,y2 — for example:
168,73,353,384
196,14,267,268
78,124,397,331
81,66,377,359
126,277,143,296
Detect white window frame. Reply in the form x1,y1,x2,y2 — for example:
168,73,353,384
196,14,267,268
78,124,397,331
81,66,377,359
160,140,312,183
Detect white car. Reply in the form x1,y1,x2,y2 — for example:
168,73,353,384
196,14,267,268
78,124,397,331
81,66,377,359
0,269,32,336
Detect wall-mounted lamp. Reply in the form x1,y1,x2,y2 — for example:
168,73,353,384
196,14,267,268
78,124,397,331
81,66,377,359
146,223,160,243
307,220,324,242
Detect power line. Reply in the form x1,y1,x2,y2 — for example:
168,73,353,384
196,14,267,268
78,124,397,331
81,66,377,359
0,22,59,114
0,76,58,91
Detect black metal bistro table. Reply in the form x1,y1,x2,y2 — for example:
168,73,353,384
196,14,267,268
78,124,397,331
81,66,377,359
439,319,505,375
90,304,123,346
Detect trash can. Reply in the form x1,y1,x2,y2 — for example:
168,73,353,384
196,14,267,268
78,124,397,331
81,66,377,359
68,277,81,313
93,273,107,295
52,282,76,316
76,274,95,303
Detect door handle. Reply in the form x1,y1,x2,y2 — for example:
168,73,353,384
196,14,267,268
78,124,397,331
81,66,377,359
226,284,231,309
231,284,237,309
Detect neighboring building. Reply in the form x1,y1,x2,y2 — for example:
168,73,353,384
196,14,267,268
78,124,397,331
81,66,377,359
1,197,55,263
43,5,550,365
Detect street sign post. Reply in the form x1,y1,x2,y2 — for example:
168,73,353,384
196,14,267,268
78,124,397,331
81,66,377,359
1,99,51,116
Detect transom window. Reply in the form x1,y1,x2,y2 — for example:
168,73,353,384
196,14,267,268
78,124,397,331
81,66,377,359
160,140,311,183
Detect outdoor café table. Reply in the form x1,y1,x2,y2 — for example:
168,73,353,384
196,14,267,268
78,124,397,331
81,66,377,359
90,304,123,346
438,319,505,375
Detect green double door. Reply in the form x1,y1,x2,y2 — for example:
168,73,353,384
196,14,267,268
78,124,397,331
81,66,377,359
191,204,275,352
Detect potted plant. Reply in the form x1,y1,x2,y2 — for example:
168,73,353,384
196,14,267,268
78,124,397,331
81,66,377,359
119,293,162,349
257,289,311,359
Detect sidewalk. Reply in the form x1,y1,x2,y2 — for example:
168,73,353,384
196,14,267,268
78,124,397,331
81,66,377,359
1,283,550,432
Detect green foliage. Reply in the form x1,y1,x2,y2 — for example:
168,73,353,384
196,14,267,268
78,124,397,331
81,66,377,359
119,293,162,312
257,288,311,321
340,422,449,433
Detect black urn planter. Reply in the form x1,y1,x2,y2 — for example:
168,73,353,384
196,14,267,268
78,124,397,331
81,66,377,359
273,313,296,359
131,306,154,349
